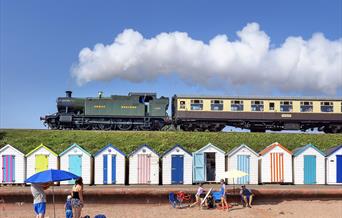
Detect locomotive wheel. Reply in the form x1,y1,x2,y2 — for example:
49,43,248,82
117,119,132,131
97,119,112,130
98,123,112,131
76,124,90,130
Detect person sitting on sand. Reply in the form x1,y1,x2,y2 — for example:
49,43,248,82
190,183,205,208
240,185,254,208
64,195,73,218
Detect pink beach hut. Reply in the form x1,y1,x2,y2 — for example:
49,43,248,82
0,144,25,184
128,144,160,185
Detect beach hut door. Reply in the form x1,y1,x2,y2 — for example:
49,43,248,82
111,155,116,184
138,154,151,184
270,153,284,183
194,153,204,182
337,155,342,183
171,155,184,184
35,154,48,173
69,155,82,184
237,155,250,184
304,155,316,184
2,155,15,183
103,155,116,184
205,153,216,181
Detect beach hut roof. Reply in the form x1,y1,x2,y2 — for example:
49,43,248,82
195,143,225,154
0,144,25,155
325,145,342,157
161,144,192,158
25,144,58,157
292,144,325,157
128,144,159,157
259,142,292,156
227,144,258,157
94,144,126,157
59,143,92,157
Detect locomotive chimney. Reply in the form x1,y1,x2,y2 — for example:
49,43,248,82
66,91,72,98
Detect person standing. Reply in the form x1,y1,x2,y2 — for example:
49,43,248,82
30,182,51,218
220,179,229,211
190,183,205,208
71,177,84,218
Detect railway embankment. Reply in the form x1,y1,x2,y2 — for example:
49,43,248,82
1,129,341,155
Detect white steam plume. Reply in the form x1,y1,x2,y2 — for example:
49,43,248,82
71,23,342,95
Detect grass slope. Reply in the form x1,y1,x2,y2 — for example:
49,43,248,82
0,129,341,155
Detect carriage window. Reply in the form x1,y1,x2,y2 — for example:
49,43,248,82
191,99,203,110
321,101,333,112
211,100,223,111
300,101,313,112
231,100,243,111
280,101,293,112
251,100,264,112
179,101,186,109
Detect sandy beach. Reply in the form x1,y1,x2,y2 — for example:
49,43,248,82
1,200,341,218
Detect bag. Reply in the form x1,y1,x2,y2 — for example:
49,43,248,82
207,196,214,209
94,215,106,218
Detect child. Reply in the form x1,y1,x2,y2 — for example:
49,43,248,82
220,179,229,211
65,195,73,218
190,183,205,208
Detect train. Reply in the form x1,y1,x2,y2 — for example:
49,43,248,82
41,91,342,133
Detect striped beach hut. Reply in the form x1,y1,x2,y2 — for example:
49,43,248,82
259,142,293,184
94,144,126,185
59,143,92,185
293,144,325,184
128,144,160,185
26,144,58,179
0,144,25,184
161,144,192,185
193,143,225,183
326,145,342,185
226,144,259,184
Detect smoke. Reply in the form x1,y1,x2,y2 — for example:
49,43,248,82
71,23,342,95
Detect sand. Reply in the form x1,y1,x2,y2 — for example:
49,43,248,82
1,200,341,218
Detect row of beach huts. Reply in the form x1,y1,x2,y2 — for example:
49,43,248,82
0,142,341,185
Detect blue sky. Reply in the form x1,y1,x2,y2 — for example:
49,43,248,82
1,0,341,129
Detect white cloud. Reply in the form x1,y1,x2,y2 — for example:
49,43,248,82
71,23,342,95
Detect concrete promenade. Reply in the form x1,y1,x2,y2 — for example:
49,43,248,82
1,184,341,203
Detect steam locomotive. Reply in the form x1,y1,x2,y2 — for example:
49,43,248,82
41,91,342,133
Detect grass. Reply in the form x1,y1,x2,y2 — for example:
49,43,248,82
0,129,341,155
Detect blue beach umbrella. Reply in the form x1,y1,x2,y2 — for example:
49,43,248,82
25,169,79,183
25,169,80,218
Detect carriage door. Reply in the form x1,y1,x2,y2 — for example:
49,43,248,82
337,155,342,183
269,102,275,112
2,155,15,183
304,155,316,184
138,154,150,184
35,154,48,173
237,155,250,184
193,153,204,182
69,155,82,184
171,155,184,184
270,153,284,182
